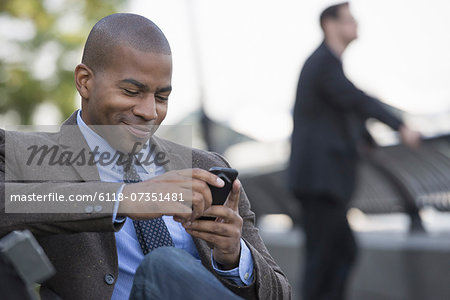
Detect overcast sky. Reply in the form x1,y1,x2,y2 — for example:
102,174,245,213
2,0,448,139
127,0,450,141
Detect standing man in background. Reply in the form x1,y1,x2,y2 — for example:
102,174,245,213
288,2,421,300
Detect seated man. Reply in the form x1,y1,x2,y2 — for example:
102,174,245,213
0,13,290,300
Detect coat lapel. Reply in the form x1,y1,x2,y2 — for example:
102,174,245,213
57,111,101,181
150,135,191,172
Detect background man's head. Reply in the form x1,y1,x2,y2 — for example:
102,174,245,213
75,13,173,153
320,2,358,45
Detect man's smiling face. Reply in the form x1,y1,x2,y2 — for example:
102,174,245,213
77,44,172,153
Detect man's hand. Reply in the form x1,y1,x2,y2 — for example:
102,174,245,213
399,125,421,149
179,179,243,270
118,168,225,220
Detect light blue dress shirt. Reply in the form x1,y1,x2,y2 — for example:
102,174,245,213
75,111,254,300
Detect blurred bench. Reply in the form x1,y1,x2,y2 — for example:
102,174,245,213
364,134,450,212
240,134,450,232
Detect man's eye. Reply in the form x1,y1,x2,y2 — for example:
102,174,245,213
124,89,139,95
156,95,169,101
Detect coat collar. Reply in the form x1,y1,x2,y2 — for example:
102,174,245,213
57,111,100,181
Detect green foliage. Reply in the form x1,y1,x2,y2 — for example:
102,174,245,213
0,0,125,124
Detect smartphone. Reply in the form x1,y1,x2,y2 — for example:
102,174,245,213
198,167,238,220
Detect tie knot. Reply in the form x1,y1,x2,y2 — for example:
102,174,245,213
123,154,135,171
120,154,141,183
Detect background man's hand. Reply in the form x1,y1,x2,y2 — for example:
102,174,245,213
179,179,243,270
399,125,421,149
118,168,225,220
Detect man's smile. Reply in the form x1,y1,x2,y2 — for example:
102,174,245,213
121,121,152,139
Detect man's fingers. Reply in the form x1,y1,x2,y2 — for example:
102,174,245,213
190,168,225,188
172,214,191,223
185,229,231,248
162,169,223,188
134,168,228,221
223,179,241,211
183,220,237,237
201,205,242,223
190,191,206,221
191,179,213,208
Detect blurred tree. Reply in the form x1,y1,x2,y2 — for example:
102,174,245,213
0,0,125,124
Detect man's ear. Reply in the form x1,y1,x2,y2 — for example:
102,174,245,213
74,64,94,99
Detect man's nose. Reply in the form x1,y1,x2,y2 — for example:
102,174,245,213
133,94,158,121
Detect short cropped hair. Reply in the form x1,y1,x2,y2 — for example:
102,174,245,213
81,13,171,73
319,2,349,30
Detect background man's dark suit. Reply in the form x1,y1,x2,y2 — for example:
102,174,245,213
288,42,403,299
289,42,402,202
0,112,291,300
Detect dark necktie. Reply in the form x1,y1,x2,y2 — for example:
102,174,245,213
122,155,174,255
